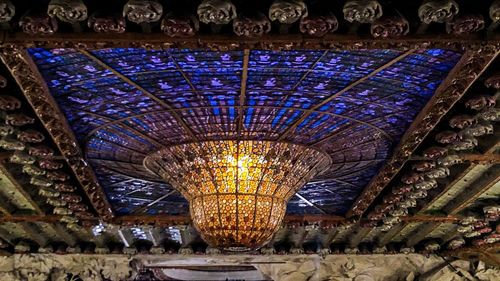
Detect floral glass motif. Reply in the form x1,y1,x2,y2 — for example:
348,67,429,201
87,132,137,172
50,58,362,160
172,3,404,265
28,48,462,216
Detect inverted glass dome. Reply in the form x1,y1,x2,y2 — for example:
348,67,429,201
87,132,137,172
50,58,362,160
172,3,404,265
28,47,462,216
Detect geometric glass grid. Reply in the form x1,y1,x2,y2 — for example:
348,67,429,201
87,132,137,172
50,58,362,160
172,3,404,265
28,48,462,216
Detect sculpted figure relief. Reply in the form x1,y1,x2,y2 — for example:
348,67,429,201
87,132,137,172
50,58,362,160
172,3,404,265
123,0,163,24
343,0,382,23
269,0,307,24
48,0,88,22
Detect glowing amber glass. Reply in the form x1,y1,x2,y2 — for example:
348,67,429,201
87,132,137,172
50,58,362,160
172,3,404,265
144,140,331,249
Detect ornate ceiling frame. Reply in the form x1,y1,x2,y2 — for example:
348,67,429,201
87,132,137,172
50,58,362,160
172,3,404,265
0,46,114,220
0,39,497,224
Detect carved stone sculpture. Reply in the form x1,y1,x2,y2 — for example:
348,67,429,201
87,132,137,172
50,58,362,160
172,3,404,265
123,0,163,24
437,154,463,166
0,95,21,111
17,129,45,143
397,198,417,208
233,13,271,37
31,176,53,187
9,151,35,163
22,165,46,176
435,130,460,144
39,187,60,198
343,0,382,24
371,15,409,38
425,167,450,179
39,159,64,170
409,189,427,199
392,185,413,195
414,178,438,190
47,0,88,23
60,194,82,203
465,95,496,111
88,12,126,33
418,0,459,24
0,0,14,23
389,207,408,217
269,0,307,24
447,238,465,250
161,13,199,37
412,161,436,172
448,136,478,151
46,170,70,181
28,145,54,157
19,11,58,35
401,172,425,185
54,183,76,192
460,122,494,137
299,14,338,37
478,108,500,122
0,137,25,150
197,0,236,25
449,114,476,129
423,146,448,159
490,0,500,22
0,125,14,136
446,14,485,35
5,113,35,126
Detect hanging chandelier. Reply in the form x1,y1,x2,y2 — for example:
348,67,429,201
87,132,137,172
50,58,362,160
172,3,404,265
144,140,331,250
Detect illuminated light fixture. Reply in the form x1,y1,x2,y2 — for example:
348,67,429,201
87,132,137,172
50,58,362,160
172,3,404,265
144,140,331,250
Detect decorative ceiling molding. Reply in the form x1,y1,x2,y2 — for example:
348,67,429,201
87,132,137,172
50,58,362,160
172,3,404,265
348,45,499,218
2,33,500,51
0,46,114,220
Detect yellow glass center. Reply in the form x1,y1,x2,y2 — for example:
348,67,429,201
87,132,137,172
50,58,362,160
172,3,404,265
144,140,331,249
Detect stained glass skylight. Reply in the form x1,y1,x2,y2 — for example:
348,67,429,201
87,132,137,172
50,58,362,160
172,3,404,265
28,48,462,216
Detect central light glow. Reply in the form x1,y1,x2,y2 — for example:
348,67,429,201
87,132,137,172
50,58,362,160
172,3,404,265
144,140,331,249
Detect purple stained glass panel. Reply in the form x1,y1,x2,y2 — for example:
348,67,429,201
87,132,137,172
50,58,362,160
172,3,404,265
28,48,462,215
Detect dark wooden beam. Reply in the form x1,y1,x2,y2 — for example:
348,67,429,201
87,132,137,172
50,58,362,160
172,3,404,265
377,224,406,246
405,223,439,247
349,226,373,247
445,164,500,215
0,164,44,215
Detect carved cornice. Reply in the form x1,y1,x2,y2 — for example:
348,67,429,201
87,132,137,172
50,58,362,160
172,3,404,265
0,47,114,221
0,253,496,281
348,45,500,219
1,33,500,51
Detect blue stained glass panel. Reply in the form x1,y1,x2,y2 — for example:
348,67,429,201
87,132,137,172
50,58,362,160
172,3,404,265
28,47,462,216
